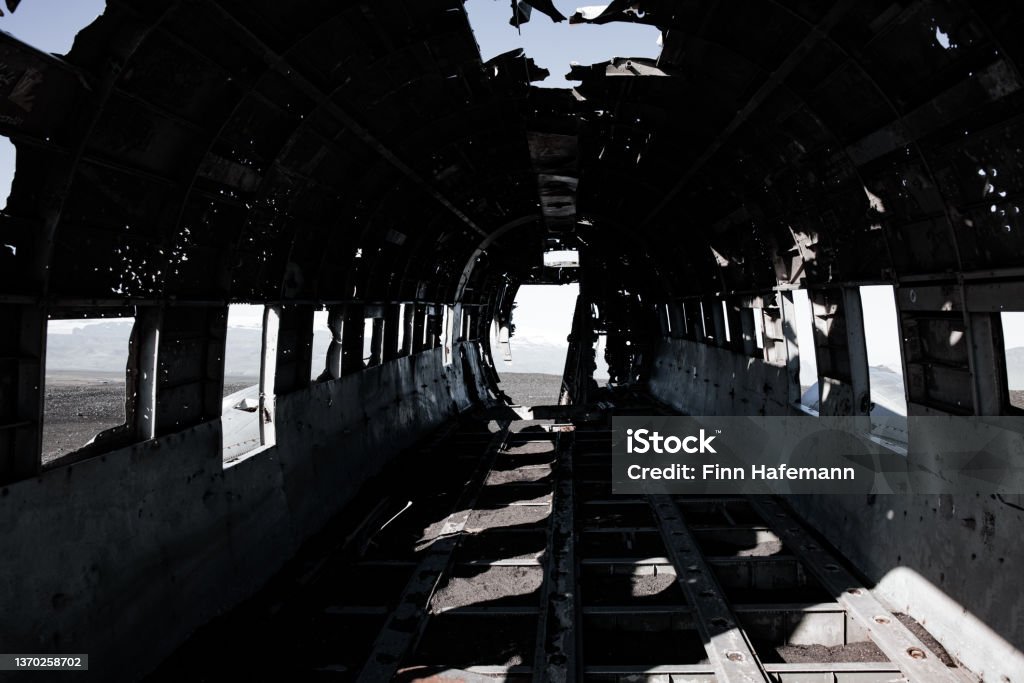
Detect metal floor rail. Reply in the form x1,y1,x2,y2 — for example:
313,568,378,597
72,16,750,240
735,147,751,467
149,408,978,683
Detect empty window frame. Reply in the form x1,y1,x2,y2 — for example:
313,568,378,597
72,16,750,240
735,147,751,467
860,285,908,419
759,301,789,365
594,333,611,387
222,304,278,465
791,290,820,408
442,305,455,366
362,317,375,367
1001,311,1024,410
311,308,332,380
752,308,765,350
698,300,713,343
424,306,439,350
42,314,135,465
397,303,408,355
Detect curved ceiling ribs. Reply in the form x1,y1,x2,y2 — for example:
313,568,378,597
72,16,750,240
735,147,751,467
570,0,1024,299
0,0,548,311
0,0,1022,321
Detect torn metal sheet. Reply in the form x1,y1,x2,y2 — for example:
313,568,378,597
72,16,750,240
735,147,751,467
510,0,567,26
567,56,671,81
0,0,21,17
571,5,610,22
569,0,642,24
528,132,579,233
510,0,532,27
484,48,550,84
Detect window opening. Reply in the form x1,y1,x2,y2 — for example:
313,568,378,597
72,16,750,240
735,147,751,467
222,304,276,464
1001,311,1024,410
498,284,577,406
42,315,134,465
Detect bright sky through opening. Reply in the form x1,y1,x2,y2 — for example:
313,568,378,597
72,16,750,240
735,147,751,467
463,0,662,88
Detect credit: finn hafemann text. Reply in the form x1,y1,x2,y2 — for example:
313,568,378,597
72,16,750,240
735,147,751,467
623,428,856,481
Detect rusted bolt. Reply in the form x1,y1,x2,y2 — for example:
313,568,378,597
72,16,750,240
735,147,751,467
907,647,926,660
874,616,891,625
725,650,745,662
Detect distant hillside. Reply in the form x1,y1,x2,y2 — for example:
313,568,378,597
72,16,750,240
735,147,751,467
500,335,612,378
45,323,134,373
500,337,570,375
67,322,1024,388
45,323,582,377
45,323,317,378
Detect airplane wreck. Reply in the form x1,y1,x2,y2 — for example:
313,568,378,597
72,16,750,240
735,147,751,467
1,1,1023,680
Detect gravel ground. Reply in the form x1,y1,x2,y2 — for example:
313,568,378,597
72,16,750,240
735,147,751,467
496,372,563,406
895,612,957,666
466,504,551,531
773,641,888,663
430,566,543,611
42,373,128,464
484,464,552,485
41,372,253,464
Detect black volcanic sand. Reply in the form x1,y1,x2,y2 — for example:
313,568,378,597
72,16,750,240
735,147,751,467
42,371,252,464
41,372,604,461
496,372,562,406
42,372,128,464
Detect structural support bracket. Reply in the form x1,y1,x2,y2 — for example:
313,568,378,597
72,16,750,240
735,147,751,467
749,496,974,683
